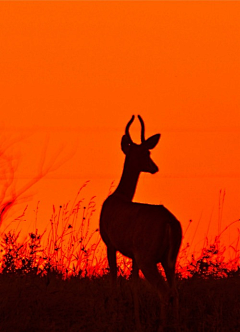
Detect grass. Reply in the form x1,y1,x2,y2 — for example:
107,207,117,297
0,272,239,331
0,186,239,331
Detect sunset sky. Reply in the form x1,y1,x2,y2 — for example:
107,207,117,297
0,2,240,256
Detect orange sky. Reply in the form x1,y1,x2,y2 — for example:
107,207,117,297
0,2,240,256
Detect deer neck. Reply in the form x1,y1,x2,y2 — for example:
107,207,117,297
114,160,140,202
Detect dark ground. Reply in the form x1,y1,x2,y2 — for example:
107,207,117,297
0,273,239,332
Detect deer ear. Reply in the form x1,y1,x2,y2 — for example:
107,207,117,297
121,135,131,154
144,134,161,150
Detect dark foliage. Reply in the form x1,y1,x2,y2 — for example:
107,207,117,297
0,273,239,332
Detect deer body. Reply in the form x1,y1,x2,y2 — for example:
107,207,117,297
100,115,182,331
101,197,180,265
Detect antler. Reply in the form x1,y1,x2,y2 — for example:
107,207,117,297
125,115,134,144
138,115,145,143
125,115,146,144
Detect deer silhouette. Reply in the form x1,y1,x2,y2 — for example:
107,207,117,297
100,115,182,331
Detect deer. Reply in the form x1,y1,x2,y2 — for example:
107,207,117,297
100,115,182,331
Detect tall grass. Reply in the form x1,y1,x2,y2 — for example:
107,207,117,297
0,185,239,280
0,186,239,332
0,183,105,279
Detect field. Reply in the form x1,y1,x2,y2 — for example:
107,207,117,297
0,272,239,332
0,191,239,332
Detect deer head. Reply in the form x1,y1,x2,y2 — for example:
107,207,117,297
121,115,160,174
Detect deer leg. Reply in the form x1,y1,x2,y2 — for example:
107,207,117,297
162,263,180,330
132,258,142,332
107,246,117,290
139,262,169,332
107,246,119,327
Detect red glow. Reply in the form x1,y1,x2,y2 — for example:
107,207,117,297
0,2,240,278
